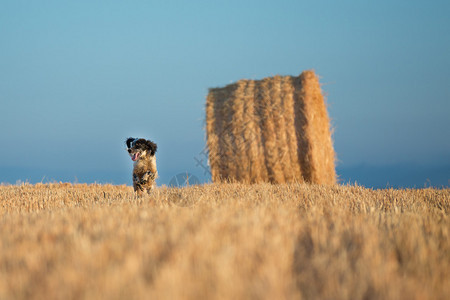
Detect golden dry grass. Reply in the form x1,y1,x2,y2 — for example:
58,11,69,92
206,70,336,185
0,183,449,299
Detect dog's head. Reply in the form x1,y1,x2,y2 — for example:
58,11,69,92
125,137,157,161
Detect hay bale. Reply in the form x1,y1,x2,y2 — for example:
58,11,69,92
206,70,336,184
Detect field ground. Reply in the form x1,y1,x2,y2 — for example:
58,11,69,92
0,183,449,299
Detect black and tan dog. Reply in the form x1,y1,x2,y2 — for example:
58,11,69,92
125,137,158,195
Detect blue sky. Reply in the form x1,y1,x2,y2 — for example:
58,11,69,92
1,0,449,187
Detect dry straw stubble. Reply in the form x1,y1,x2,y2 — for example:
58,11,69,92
0,183,449,299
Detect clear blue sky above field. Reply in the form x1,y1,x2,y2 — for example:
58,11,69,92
1,0,449,187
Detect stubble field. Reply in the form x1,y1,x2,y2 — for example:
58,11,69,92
0,182,449,299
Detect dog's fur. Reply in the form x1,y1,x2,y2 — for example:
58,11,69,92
125,137,158,195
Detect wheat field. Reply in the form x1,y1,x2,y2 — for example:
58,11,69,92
0,183,449,299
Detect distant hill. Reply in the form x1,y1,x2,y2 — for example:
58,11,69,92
1,163,449,189
337,163,449,188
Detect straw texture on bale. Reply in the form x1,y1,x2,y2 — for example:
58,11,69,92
206,70,336,184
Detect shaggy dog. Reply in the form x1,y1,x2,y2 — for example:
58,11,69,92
125,137,158,195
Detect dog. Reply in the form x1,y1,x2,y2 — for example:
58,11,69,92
125,137,158,195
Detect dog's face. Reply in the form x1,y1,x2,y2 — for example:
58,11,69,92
126,137,157,161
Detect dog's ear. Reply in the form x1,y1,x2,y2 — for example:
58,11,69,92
145,140,157,156
126,137,135,149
